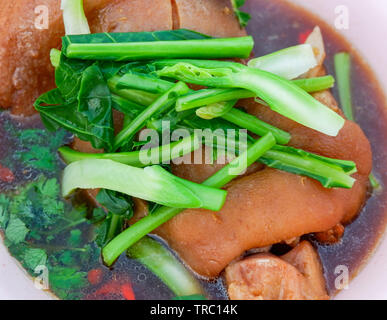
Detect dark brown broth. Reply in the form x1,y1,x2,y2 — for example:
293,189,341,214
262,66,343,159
245,0,387,294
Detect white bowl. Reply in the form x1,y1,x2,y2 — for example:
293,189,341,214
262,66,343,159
0,0,386,300
291,0,387,300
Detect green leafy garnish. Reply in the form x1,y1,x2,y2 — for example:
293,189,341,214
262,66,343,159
231,0,251,28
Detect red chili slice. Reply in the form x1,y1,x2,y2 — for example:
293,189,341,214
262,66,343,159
88,268,103,286
121,283,135,300
0,164,14,182
298,29,313,44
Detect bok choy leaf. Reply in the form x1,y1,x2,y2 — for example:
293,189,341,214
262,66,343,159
154,59,345,136
62,160,227,211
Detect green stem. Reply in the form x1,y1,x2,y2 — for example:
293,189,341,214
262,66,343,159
221,108,291,145
127,237,204,297
62,159,227,210
108,76,158,107
106,214,122,242
334,52,354,121
117,72,174,94
102,133,276,266
334,52,381,190
59,134,199,167
176,76,334,112
114,81,189,150
61,0,90,35
292,76,335,92
64,37,254,61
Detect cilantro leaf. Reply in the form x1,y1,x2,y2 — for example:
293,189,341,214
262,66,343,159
0,194,10,229
5,217,29,244
23,248,47,271
231,0,251,28
68,229,82,247
49,267,88,290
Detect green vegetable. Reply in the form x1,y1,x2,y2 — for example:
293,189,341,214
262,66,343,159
292,76,335,92
196,100,237,120
50,48,61,68
117,71,174,94
334,52,381,190
204,132,276,188
114,81,189,150
102,133,276,266
59,134,200,167
108,76,158,107
49,267,88,290
334,52,354,121
62,30,254,61
96,189,134,217
34,90,114,152
221,108,291,144
248,44,317,79
260,145,356,188
176,77,334,113
0,194,9,229
77,65,113,126
127,237,204,297
231,0,251,28
61,0,90,35
369,174,381,190
154,59,345,136
5,217,29,244
62,159,227,210
23,248,48,270
111,94,145,121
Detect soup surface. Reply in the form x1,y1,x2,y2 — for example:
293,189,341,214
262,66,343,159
0,0,386,299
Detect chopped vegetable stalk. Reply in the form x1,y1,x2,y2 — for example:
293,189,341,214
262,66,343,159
334,52,354,121
127,237,205,297
369,174,381,190
176,76,334,112
108,76,158,107
334,52,381,189
292,76,335,92
248,44,317,79
63,35,254,61
59,134,200,167
196,100,237,120
221,108,291,145
204,132,275,188
50,49,61,68
260,145,356,188
111,94,145,122
102,133,276,266
61,0,90,35
154,59,345,136
62,159,227,211
114,81,189,150
117,72,175,94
